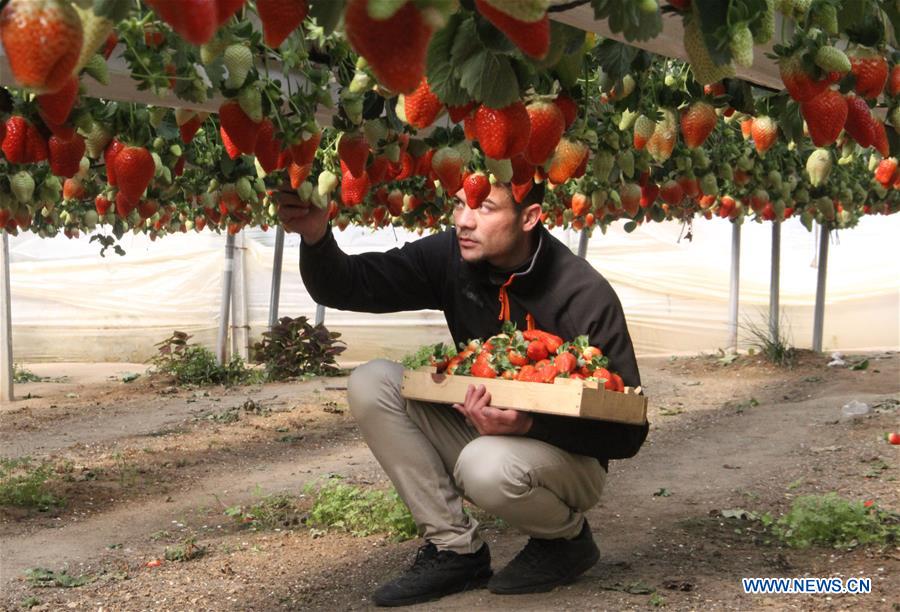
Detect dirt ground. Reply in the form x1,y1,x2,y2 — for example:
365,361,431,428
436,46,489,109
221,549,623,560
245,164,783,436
1,350,898,611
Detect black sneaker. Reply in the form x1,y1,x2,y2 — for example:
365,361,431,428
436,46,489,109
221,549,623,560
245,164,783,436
488,520,599,595
372,542,492,607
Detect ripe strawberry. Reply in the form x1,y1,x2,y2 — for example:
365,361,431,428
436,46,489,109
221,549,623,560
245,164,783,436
431,147,465,195
890,65,900,97
103,138,124,185
474,0,548,59
337,132,369,178
254,118,282,174
633,115,655,150
680,101,716,148
48,133,85,178
800,89,847,146
2,116,30,163
646,109,677,163
871,119,890,157
219,100,261,155
849,48,888,100
137,199,159,219
402,79,444,129
888,432,900,445
526,340,549,362
874,157,897,186
640,181,659,208
0,0,83,93
179,113,206,144
778,53,828,102
36,75,79,126
474,102,531,160
463,172,491,209
340,160,370,206
94,193,111,216
547,138,589,184
113,146,155,204
343,0,433,94
471,353,497,379
524,101,565,165
145,0,244,46
659,179,684,206
570,192,590,217
844,94,876,148
257,0,308,48
290,126,321,165
554,351,577,374
102,31,118,59
553,94,578,129
751,116,778,155
288,161,312,189
447,102,475,123
620,182,641,216
114,190,136,218
220,126,240,159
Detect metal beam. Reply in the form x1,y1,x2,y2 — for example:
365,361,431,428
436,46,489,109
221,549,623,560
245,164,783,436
216,233,236,365
269,226,285,329
812,224,830,352
314,303,326,326
577,229,590,258
769,221,781,343
0,232,13,402
728,222,741,351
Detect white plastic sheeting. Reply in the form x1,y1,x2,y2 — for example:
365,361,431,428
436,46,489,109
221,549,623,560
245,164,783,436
9,214,900,362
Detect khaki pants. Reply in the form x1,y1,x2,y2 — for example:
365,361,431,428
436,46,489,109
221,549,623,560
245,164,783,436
347,359,607,555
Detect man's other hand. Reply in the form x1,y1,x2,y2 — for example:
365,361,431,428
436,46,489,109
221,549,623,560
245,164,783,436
453,384,533,436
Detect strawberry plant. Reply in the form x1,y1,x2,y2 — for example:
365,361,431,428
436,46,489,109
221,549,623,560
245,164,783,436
252,316,346,381
151,331,259,386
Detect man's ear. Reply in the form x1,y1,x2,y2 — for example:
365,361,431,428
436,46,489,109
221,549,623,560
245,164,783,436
521,203,542,231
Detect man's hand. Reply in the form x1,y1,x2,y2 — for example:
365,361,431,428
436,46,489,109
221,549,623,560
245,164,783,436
272,180,328,244
453,384,533,435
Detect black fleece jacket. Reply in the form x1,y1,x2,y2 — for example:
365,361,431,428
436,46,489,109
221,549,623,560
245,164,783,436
300,224,649,464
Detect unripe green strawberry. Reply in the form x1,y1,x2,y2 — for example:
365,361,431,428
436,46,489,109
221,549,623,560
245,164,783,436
591,189,607,209
730,24,754,68
792,0,812,16
83,209,99,228
812,4,838,35
617,150,635,178
814,196,834,219
806,148,832,187
318,170,338,196
224,44,253,89
38,175,61,202
752,0,775,43
700,173,718,194
485,157,513,183
794,187,809,204
81,121,111,159
683,16,735,85
718,164,734,181
11,171,35,204
238,86,263,123
84,54,110,85
890,106,900,135
814,46,850,73
593,150,615,181
236,177,254,201
691,148,710,169
619,109,638,131
767,170,783,189
298,181,314,202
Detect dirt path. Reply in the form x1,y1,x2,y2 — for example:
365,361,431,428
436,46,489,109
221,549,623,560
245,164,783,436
2,351,898,610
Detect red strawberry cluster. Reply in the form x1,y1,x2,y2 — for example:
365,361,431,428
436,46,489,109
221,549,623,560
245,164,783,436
426,324,626,392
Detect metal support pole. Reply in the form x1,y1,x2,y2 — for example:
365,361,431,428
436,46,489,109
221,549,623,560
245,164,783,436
268,226,285,329
0,232,13,402
230,231,250,360
314,303,325,326
728,222,741,351
216,233,236,365
812,224,830,352
577,229,590,259
769,221,781,343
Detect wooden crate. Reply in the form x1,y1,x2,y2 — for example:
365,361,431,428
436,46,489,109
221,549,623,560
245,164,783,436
401,369,648,425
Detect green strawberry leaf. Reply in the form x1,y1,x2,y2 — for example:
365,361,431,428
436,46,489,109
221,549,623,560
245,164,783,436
593,40,637,86
93,0,132,21
450,16,483,68
474,15,517,55
692,0,733,66
426,13,470,106
459,51,521,108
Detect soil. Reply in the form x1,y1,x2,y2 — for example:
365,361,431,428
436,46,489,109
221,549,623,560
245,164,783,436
1,350,899,611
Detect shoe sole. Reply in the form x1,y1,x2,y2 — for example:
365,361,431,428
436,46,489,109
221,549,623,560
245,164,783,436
487,548,600,595
372,570,493,607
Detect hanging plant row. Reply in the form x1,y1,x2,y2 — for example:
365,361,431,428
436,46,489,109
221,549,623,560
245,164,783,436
0,0,897,249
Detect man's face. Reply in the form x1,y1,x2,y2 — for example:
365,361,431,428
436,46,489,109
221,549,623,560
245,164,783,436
452,183,534,267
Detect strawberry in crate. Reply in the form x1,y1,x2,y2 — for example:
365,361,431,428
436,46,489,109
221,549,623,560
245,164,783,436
415,323,628,393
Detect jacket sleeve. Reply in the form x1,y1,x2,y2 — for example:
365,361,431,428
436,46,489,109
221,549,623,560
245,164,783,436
299,226,445,313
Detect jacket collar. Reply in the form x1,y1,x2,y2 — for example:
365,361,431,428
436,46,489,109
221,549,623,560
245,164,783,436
456,224,552,294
